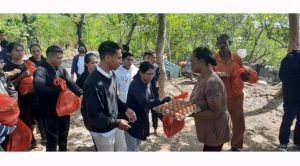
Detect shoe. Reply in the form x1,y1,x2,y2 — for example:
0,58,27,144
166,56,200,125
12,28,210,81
277,144,288,152
153,130,159,137
230,148,242,151
41,139,47,146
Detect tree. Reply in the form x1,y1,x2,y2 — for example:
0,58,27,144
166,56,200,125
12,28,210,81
155,14,167,98
22,14,39,46
288,14,299,52
62,14,86,46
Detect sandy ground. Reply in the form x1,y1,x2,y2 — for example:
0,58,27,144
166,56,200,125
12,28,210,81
30,77,299,152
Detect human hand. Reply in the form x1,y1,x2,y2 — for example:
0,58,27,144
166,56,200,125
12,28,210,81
117,119,131,130
125,108,137,123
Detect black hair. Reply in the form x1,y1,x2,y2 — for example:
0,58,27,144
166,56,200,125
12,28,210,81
46,45,63,58
98,41,121,59
217,34,231,45
78,44,87,54
192,47,217,66
7,42,24,53
84,53,98,71
29,43,42,51
139,61,154,74
122,52,134,60
85,53,97,64
143,50,156,57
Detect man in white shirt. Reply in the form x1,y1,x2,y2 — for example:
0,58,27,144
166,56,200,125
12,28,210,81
114,52,138,103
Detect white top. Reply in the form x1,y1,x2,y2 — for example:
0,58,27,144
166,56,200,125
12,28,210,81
114,65,138,103
77,56,85,75
94,65,116,137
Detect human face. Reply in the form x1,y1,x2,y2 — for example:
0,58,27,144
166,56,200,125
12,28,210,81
190,55,203,73
30,46,42,59
217,38,230,53
148,54,157,64
86,56,98,72
108,49,122,70
0,33,4,41
49,53,63,67
11,46,25,61
123,56,134,69
140,69,155,83
78,46,86,54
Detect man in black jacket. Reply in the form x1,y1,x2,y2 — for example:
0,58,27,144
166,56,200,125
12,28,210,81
278,49,300,151
81,41,136,151
143,50,163,136
33,45,82,151
0,30,9,63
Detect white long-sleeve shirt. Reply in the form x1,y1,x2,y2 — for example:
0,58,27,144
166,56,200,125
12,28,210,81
114,65,138,103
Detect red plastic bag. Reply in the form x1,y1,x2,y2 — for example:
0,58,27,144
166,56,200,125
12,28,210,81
0,94,20,126
162,115,185,138
230,65,244,96
53,77,80,117
6,119,32,151
173,91,188,100
19,60,35,95
244,67,258,84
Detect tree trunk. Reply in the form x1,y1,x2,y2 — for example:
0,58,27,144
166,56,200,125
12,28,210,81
125,22,137,46
22,14,39,46
155,14,167,98
76,14,86,46
288,14,299,52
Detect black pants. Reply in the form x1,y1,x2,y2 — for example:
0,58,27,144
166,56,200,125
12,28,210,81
43,116,70,151
203,144,223,151
279,105,300,145
151,109,163,131
32,103,47,141
18,95,36,144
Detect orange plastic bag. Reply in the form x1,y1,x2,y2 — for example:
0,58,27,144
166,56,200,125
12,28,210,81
6,119,32,151
173,91,188,100
19,60,35,95
244,67,258,84
53,77,80,117
231,65,244,96
0,94,20,126
162,115,185,138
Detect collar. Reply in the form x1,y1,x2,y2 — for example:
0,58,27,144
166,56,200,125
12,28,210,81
96,65,112,78
215,51,235,62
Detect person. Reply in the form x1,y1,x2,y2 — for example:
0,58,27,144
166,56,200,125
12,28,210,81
277,49,300,151
33,45,82,151
114,52,138,103
143,50,162,136
125,61,171,151
212,34,251,151
75,53,98,89
71,44,87,81
81,41,136,151
29,43,47,67
0,70,18,151
2,42,37,148
190,47,230,152
28,43,47,146
0,30,9,64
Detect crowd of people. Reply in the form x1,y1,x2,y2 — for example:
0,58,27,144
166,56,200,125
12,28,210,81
0,29,299,152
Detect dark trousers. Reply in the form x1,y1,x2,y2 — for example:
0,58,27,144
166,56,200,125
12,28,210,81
43,116,70,151
32,103,47,141
203,144,224,151
151,109,163,131
18,96,35,144
279,105,300,145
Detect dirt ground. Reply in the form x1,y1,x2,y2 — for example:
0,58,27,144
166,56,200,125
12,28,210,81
30,77,299,152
